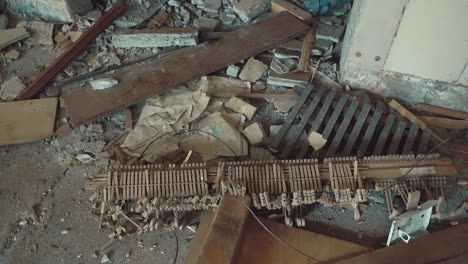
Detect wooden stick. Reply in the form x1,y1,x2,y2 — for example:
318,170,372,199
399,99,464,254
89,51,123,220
416,103,468,120
297,29,315,72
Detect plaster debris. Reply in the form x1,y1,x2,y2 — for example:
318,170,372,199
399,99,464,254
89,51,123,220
86,10,102,21
0,27,30,50
226,64,240,77
231,0,271,22
239,57,268,82
242,122,265,145
25,21,54,46
0,14,8,30
90,78,119,91
0,76,25,101
316,23,345,43
224,97,257,120
220,11,237,26
307,131,327,150
5,49,20,60
203,0,222,13
252,81,266,91
270,57,297,74
112,28,199,48
76,154,94,164
101,254,110,263
194,17,219,32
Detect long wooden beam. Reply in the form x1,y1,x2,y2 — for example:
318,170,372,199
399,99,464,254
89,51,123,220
62,12,309,126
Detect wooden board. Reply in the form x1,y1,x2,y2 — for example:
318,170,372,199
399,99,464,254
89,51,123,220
234,217,371,264
417,103,468,120
187,206,371,264
187,194,251,264
418,116,468,129
63,13,309,126
0,98,57,145
337,224,468,264
0,28,30,50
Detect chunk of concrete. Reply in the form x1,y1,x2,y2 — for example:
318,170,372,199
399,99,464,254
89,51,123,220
239,57,268,82
316,23,345,43
22,21,54,46
90,78,118,91
114,0,169,28
112,27,199,48
203,0,222,13
199,76,251,95
7,0,93,23
0,76,25,101
194,17,219,32
242,122,265,145
231,0,271,22
270,57,297,74
224,97,257,120
226,64,240,77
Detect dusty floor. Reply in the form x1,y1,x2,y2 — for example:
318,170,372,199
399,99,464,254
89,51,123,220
1,131,467,264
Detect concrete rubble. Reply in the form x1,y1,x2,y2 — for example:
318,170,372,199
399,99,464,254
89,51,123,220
112,28,199,48
90,78,119,90
239,57,268,82
231,0,270,22
0,76,25,101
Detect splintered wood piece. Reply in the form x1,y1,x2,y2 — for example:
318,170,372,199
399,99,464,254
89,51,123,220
373,114,396,155
418,116,468,129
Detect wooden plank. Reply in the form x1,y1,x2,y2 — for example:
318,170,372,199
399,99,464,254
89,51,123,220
372,114,395,155
417,128,432,154
387,120,407,154
0,28,30,50
357,110,382,156
280,87,326,158
389,99,444,143
417,103,468,120
234,217,371,264
269,85,314,150
326,99,360,156
297,29,314,71
272,0,313,24
342,104,372,156
0,98,58,145
402,123,419,154
189,194,251,264
418,116,468,129
63,13,309,126
337,224,468,264
296,89,337,158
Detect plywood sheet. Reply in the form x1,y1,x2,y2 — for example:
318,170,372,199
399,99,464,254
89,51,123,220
0,98,57,145
62,13,309,126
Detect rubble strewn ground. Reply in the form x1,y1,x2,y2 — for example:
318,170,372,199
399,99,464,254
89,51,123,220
1,0,468,263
